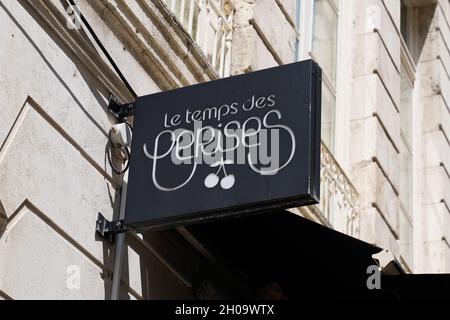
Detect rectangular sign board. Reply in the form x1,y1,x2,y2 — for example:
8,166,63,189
125,60,322,230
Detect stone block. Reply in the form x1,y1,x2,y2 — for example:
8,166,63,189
352,74,401,151
423,130,450,171
351,116,400,194
353,32,401,109
422,94,450,138
0,102,114,263
250,28,279,71
422,165,450,205
253,0,296,63
276,0,297,25
351,162,400,237
359,207,400,259
422,202,450,243
382,0,400,31
353,0,400,71
0,207,106,300
418,59,450,105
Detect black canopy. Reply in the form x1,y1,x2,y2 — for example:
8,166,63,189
187,210,450,300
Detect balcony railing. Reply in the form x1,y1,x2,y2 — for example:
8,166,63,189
297,144,361,238
318,144,360,237
162,0,234,78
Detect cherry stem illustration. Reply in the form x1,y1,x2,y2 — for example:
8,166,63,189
222,164,228,177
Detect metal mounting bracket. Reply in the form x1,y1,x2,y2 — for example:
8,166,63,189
96,212,127,244
108,94,135,122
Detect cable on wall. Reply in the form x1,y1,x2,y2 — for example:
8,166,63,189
66,0,137,175
107,122,133,175
107,140,131,175
67,0,138,99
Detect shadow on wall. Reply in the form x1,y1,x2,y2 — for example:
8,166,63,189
0,201,6,237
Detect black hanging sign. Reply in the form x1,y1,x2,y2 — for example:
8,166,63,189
124,60,322,230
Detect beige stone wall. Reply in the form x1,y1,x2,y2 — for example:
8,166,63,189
0,0,118,299
230,0,296,74
414,0,450,273
346,0,450,273
349,0,403,266
338,0,450,273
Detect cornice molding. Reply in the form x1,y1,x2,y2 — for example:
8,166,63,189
142,0,219,81
89,0,219,91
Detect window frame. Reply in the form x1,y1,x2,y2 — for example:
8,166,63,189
297,0,348,161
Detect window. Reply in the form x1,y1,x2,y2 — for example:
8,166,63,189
312,0,338,86
311,0,339,152
401,0,436,64
401,1,412,52
163,0,234,78
401,0,421,60
165,0,201,40
295,0,340,152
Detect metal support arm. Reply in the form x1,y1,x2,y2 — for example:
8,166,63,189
96,213,127,244
108,95,135,122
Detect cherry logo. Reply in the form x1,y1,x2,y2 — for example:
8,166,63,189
204,159,235,190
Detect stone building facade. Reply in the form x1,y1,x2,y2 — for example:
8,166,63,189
0,0,449,299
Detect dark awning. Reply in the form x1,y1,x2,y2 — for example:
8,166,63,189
187,210,450,300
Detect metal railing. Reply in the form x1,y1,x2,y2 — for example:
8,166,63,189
317,143,361,238
163,0,234,77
